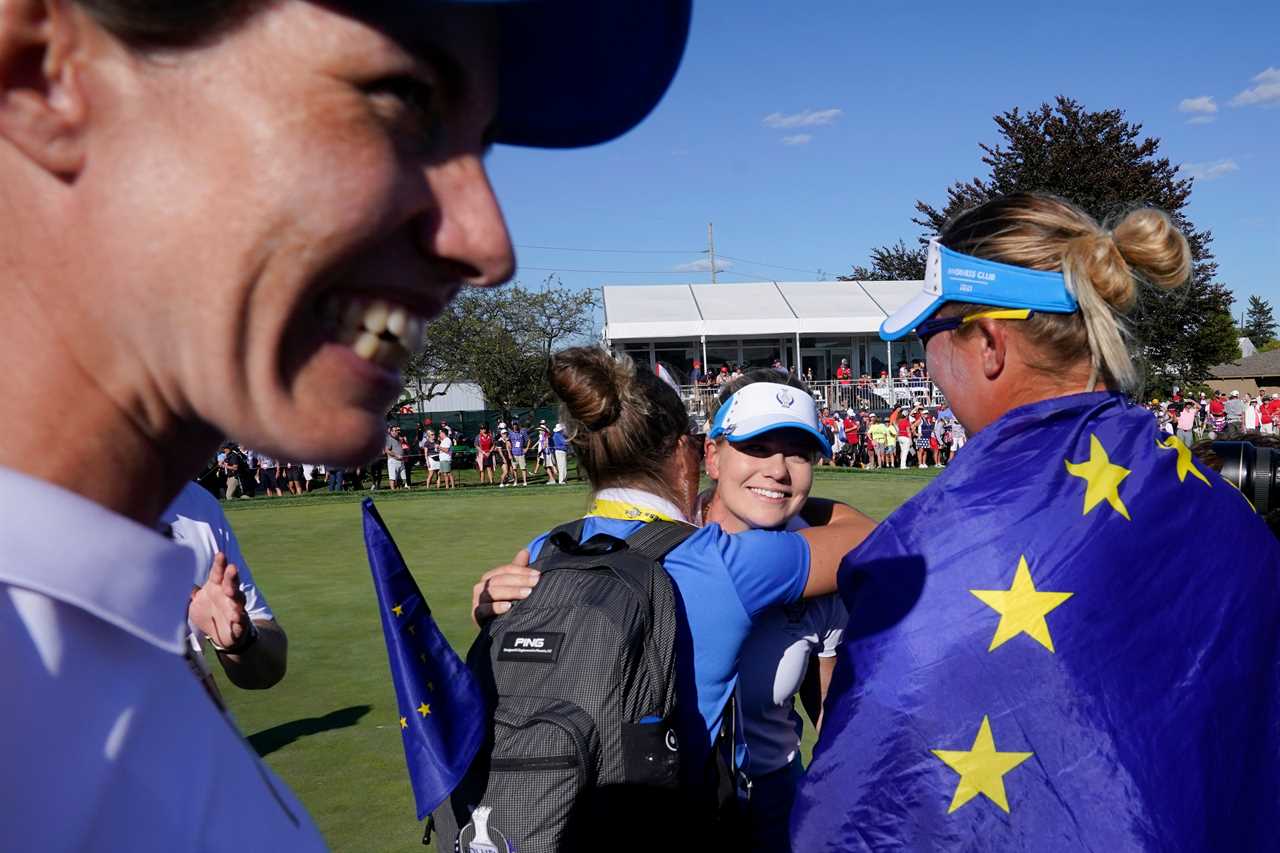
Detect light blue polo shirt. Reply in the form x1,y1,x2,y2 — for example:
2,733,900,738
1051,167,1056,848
528,517,810,775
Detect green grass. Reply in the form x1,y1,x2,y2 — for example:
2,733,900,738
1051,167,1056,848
218,468,938,851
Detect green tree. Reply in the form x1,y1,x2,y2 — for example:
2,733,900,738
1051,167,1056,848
1243,295,1277,349
841,240,925,281
858,96,1239,393
406,277,598,410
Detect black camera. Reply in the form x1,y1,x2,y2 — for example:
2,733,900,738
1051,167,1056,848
1211,441,1280,514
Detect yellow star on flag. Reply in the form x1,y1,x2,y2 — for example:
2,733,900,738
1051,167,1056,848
931,715,1034,814
427,681,435,693
1156,435,1211,487
417,702,431,717
392,604,403,617
970,556,1074,653
1065,434,1132,520
407,625,416,636
399,716,408,729
419,653,427,664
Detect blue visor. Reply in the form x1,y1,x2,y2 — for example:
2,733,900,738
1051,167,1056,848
879,239,1079,341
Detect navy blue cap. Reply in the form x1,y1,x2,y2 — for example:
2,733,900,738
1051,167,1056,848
493,0,691,148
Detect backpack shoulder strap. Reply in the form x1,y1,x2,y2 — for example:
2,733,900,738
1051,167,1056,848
622,520,698,563
531,518,588,569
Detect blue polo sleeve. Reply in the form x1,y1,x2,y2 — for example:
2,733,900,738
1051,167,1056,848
706,525,810,618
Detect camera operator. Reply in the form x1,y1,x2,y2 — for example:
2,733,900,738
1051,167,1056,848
1192,434,1280,540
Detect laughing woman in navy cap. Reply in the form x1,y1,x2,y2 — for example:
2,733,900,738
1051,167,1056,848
0,0,690,847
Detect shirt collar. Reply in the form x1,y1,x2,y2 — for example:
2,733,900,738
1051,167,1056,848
591,486,690,524
0,466,196,654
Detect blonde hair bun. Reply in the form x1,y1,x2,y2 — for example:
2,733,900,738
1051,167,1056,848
1110,207,1192,291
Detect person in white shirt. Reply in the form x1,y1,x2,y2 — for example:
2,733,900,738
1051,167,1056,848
164,482,288,700
436,431,456,490
0,0,687,848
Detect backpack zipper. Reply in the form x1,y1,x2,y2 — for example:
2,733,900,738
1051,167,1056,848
489,755,578,772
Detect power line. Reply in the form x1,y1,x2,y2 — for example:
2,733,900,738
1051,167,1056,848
519,266,719,275
516,244,701,254
711,252,824,277
514,241,826,280
518,265,815,282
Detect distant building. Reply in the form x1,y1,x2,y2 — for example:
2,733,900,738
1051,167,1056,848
1239,337,1258,359
1207,349,1280,397
601,279,926,380
411,380,487,412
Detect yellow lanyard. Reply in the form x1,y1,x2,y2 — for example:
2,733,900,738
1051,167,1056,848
587,498,678,523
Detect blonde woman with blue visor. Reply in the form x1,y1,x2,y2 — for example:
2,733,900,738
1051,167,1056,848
792,193,1280,850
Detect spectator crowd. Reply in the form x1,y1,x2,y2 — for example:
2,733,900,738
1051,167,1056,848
208,417,579,498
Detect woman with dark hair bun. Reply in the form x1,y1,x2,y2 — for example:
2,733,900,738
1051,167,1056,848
0,0,689,847
474,347,874,836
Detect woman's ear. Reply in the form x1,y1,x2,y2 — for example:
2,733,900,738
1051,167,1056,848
970,318,1008,381
703,437,720,480
0,0,90,178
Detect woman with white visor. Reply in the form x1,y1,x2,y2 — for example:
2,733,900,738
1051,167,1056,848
698,370,849,852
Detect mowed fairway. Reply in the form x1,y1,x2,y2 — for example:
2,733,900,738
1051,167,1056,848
218,469,938,851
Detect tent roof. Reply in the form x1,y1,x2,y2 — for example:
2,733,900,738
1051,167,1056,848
602,279,924,341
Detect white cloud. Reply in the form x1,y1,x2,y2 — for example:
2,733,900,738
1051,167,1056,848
762,108,843,129
1182,159,1240,181
674,258,734,273
781,134,813,146
1230,67,1280,107
1178,96,1218,114
1177,96,1217,124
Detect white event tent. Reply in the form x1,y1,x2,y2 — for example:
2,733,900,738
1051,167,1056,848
601,280,927,381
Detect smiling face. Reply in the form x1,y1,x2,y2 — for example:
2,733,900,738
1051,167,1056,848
704,428,818,530
65,3,514,465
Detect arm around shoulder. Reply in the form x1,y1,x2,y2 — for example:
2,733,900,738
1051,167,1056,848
798,499,875,598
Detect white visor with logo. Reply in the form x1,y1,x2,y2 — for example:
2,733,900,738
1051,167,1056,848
708,382,831,457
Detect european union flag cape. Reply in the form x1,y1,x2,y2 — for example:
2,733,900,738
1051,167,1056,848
792,393,1280,851
363,499,485,820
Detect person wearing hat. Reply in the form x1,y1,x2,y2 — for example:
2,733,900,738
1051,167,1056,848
835,357,853,387
1224,388,1246,437
894,405,914,468
552,422,569,484
533,420,553,481
507,420,530,486
0,0,690,846
792,193,1280,849
1263,393,1280,436
690,358,705,386
495,424,514,487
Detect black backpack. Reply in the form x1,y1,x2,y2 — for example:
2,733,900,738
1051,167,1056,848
433,519,713,853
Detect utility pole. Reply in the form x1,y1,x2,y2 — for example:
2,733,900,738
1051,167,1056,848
707,222,717,284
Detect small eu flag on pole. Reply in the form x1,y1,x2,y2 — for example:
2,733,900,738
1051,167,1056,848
363,499,484,820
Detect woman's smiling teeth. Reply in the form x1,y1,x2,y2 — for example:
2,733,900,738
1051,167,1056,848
749,486,787,500
321,294,427,370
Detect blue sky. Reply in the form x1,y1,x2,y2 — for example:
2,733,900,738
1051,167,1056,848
487,0,1279,321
